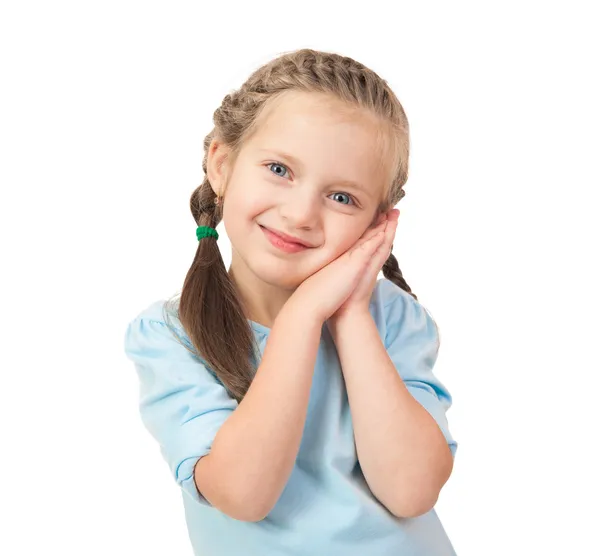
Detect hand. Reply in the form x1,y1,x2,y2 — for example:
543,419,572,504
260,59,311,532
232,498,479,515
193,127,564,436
289,209,397,324
330,208,400,322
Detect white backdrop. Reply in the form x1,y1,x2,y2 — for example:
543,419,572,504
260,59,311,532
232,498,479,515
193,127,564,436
1,1,598,554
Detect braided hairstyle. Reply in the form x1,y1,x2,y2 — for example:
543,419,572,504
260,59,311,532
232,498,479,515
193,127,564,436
165,48,417,402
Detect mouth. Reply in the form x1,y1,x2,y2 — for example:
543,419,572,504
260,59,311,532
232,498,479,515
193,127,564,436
260,225,313,253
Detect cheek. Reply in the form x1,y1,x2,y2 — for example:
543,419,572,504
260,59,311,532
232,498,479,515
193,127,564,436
328,227,364,255
224,191,263,223
305,232,360,274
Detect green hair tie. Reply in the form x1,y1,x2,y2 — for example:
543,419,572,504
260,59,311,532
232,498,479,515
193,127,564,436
196,226,219,241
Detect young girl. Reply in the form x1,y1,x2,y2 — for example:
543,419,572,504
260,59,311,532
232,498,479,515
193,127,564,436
124,48,458,555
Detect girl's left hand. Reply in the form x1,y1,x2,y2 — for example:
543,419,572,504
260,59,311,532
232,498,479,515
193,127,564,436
329,208,400,322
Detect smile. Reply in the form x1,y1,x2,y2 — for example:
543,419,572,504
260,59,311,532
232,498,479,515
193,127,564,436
260,226,311,254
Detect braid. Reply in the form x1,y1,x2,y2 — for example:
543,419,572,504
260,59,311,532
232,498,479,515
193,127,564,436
382,252,417,302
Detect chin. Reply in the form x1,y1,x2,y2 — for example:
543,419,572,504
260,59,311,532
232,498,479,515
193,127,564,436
256,265,307,290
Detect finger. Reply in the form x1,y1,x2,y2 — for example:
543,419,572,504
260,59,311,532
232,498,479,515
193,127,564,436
354,226,390,280
384,215,398,249
359,219,387,244
351,229,386,257
365,242,391,278
373,217,397,262
352,211,396,264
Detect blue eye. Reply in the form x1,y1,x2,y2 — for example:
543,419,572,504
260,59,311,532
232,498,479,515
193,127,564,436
267,162,290,179
328,192,355,206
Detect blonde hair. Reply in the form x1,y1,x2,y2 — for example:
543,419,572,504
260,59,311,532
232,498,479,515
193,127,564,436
166,48,417,402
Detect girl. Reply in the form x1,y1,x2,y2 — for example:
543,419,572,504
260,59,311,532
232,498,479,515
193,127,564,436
124,48,458,555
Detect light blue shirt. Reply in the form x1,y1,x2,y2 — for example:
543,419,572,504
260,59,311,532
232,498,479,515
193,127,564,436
123,278,458,555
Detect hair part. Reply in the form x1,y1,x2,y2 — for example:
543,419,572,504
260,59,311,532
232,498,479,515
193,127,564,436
165,48,418,402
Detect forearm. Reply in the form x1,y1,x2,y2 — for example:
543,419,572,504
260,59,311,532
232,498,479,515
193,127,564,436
201,299,323,521
328,311,453,518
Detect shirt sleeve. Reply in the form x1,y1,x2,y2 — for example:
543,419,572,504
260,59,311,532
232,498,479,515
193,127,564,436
383,290,458,460
123,314,239,505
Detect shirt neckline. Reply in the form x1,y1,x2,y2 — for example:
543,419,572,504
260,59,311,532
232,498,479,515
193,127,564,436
248,319,272,335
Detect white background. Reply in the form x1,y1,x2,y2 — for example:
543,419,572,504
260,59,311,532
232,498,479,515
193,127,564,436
2,1,598,554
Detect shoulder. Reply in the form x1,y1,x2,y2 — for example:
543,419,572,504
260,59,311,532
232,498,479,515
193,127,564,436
370,277,423,316
128,298,177,325
370,278,440,348
123,297,197,357
371,277,410,305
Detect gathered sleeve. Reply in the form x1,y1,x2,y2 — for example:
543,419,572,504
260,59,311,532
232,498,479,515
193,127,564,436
123,313,238,505
383,290,458,460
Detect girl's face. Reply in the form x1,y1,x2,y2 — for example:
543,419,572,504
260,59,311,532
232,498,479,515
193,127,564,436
212,91,392,291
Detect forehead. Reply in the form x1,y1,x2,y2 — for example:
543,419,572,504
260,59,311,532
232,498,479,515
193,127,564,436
247,92,392,198
254,90,376,139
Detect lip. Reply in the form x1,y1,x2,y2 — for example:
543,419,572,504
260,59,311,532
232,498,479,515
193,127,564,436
260,226,312,253
262,226,313,247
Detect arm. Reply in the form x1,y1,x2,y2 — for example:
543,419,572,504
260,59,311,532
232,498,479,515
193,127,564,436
194,298,323,522
327,310,453,519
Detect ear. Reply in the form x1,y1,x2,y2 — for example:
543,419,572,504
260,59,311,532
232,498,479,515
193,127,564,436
206,138,232,197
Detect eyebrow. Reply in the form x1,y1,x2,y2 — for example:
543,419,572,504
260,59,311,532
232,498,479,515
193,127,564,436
258,149,373,197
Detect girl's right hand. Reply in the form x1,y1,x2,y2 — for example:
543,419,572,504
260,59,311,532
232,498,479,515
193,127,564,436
289,215,388,323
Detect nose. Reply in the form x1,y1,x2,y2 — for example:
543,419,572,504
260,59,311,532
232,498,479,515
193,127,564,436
278,189,321,229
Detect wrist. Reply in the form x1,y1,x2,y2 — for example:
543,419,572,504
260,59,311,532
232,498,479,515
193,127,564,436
327,308,373,338
281,295,326,329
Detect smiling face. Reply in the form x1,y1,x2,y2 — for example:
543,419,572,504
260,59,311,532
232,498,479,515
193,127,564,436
208,90,393,297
